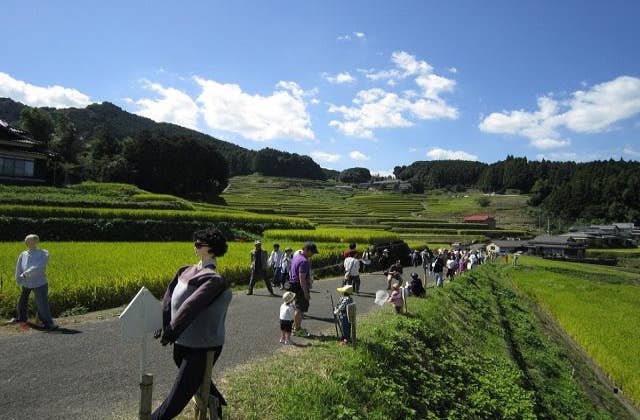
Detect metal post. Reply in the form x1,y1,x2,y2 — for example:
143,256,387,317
139,374,153,420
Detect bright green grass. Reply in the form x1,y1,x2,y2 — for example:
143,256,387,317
0,204,312,229
505,256,640,405
221,266,622,419
0,241,345,317
262,228,399,243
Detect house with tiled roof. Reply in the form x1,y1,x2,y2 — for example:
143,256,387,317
0,119,53,184
526,234,586,258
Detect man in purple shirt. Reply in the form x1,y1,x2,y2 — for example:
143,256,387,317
288,242,318,336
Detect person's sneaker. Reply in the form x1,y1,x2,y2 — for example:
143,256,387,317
284,339,296,345
279,338,285,344
246,291,253,295
7,318,24,324
45,323,59,331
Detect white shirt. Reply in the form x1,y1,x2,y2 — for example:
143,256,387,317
280,302,295,321
268,250,285,268
344,256,360,276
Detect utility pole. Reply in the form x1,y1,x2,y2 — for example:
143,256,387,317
547,217,551,235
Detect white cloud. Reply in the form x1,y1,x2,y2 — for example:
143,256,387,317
311,151,342,162
415,74,456,99
409,148,418,153
329,51,458,138
372,169,395,178
623,146,640,158
0,72,91,108
195,77,314,141
535,152,578,161
329,90,414,138
310,98,320,104
562,76,640,133
323,72,356,84
448,67,458,74
135,81,200,129
426,147,478,161
349,150,370,161
480,76,640,149
530,138,571,149
337,32,366,41
391,51,433,77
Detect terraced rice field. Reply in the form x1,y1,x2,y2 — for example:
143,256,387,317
222,175,535,243
505,256,640,406
0,241,347,317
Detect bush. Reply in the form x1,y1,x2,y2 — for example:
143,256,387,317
476,196,491,207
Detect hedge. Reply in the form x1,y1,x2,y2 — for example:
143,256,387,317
0,217,297,241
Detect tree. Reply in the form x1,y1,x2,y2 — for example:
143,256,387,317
50,114,82,163
19,107,54,146
253,148,326,180
89,125,121,160
476,196,491,207
124,131,229,199
338,167,372,184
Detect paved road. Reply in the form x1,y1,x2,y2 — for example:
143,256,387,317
0,268,432,419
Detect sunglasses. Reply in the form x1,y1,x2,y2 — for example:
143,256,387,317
194,242,210,249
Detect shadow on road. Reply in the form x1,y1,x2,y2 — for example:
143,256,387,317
303,314,334,323
28,323,82,335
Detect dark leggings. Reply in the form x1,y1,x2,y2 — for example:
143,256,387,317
152,344,224,420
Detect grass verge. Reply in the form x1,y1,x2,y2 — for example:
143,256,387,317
218,265,628,419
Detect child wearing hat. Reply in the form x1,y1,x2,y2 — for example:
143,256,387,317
387,282,404,314
280,291,296,345
334,285,354,344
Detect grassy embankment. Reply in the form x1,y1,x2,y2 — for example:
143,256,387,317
216,262,633,419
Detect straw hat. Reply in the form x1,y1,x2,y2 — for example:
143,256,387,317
282,291,296,304
337,285,353,295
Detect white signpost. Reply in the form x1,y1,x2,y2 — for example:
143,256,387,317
119,287,162,420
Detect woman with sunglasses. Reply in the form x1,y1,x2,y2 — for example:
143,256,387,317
153,227,232,420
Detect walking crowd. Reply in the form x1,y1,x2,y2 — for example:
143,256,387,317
7,230,503,420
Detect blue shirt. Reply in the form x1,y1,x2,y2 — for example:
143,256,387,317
16,249,49,289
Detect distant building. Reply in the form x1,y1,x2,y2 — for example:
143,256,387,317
464,215,496,228
486,239,528,255
357,180,412,192
0,119,53,184
526,235,586,258
563,223,638,248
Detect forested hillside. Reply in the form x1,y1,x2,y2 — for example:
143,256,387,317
0,98,330,196
395,156,640,224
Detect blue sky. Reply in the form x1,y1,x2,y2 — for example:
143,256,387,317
2,0,640,175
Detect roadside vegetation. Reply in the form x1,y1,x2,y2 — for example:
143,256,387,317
220,264,632,419
0,241,347,317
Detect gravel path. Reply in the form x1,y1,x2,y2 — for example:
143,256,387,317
0,268,432,419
